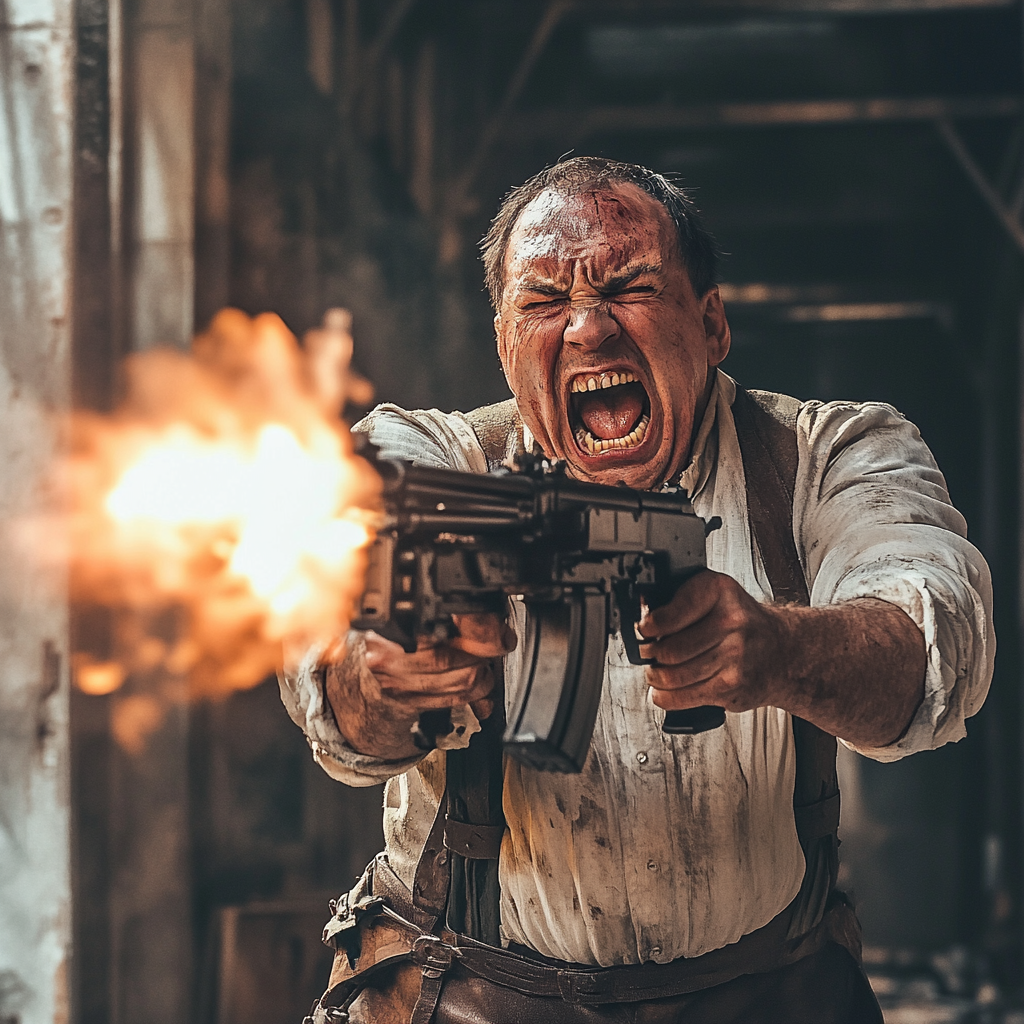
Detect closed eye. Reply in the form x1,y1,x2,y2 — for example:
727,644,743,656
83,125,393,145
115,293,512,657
610,285,657,300
519,293,568,311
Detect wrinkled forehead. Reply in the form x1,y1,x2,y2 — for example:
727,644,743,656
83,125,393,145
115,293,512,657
504,183,678,281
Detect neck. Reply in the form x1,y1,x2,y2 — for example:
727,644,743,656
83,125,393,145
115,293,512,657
692,368,718,444
662,368,718,490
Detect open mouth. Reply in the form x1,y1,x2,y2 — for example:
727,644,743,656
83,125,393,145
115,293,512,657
568,370,651,455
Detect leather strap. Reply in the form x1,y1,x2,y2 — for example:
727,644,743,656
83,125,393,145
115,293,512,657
451,897,859,1004
730,387,808,606
443,661,507,945
324,857,860,1013
410,797,450,929
794,792,841,844
444,817,504,860
409,935,457,1024
731,384,841,941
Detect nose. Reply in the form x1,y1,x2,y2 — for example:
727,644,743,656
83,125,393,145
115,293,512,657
564,299,620,351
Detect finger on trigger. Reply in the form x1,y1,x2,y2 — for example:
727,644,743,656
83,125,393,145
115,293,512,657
451,614,517,657
638,571,719,638
452,612,501,639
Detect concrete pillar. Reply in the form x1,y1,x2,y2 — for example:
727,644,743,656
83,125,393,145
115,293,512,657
127,0,194,350
104,2,197,1021
0,3,74,1024
194,0,230,330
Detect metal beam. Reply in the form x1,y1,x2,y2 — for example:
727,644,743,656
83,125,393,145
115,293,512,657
719,285,954,328
721,282,858,304
506,94,1021,140
364,0,419,78
346,0,420,114
571,0,1013,11
457,0,572,197
782,300,951,325
935,117,1024,257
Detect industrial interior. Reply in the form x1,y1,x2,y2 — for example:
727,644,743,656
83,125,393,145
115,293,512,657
2,1,1024,1022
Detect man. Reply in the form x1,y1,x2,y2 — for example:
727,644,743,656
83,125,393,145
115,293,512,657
281,157,993,1023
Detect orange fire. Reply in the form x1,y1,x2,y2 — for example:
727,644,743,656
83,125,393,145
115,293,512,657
65,308,380,710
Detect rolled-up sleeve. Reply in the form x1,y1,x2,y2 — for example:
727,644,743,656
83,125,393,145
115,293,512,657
279,633,425,786
276,404,490,785
793,400,994,762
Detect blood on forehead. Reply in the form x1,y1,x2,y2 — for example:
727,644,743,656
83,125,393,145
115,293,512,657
503,185,677,292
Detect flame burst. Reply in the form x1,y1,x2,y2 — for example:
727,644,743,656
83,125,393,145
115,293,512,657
67,308,379,705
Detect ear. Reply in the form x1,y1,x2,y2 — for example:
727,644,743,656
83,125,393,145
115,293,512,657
701,286,731,368
495,312,514,388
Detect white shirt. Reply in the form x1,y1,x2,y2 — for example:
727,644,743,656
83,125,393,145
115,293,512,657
279,372,993,966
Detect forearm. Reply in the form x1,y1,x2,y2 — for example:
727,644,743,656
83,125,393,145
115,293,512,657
770,597,926,748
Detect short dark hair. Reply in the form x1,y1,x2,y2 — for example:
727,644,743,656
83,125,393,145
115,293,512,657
480,156,721,308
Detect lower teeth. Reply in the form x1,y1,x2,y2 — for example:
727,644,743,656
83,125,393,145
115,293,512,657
576,414,650,454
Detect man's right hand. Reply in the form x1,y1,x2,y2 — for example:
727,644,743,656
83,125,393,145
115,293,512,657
325,613,516,760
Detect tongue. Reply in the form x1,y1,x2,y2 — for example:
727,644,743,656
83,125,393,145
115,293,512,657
576,383,645,440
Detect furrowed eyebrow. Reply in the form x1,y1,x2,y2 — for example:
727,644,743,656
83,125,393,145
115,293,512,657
519,279,568,297
517,262,662,298
599,263,662,292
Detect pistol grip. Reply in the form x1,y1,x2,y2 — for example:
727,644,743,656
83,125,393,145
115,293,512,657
615,584,725,736
662,707,726,734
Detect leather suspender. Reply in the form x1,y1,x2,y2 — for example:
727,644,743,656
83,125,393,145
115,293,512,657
731,387,840,938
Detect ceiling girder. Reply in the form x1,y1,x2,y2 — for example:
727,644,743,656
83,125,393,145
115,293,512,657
504,95,1021,140
486,0,1015,13
935,118,1024,257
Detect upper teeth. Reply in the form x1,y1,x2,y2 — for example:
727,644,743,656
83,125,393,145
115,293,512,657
571,370,637,393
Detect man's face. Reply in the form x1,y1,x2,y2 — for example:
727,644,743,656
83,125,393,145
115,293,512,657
495,184,730,489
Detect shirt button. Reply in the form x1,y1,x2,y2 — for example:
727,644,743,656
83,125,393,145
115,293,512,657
636,751,648,764
651,946,662,957
647,860,658,871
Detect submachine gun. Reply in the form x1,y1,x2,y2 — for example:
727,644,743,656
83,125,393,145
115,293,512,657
352,449,724,773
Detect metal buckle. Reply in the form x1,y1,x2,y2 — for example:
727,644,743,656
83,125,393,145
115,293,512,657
309,1003,349,1024
410,934,458,979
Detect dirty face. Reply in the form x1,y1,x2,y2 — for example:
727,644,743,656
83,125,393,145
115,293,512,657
495,184,731,489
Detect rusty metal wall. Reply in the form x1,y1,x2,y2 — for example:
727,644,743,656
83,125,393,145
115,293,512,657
0,2,74,1023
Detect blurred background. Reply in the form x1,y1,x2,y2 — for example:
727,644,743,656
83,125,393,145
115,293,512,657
3,0,1024,1022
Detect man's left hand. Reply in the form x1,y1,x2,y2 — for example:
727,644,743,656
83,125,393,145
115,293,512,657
637,569,928,747
638,570,784,714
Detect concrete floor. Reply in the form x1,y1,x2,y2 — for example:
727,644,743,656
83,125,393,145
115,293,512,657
867,947,1024,1024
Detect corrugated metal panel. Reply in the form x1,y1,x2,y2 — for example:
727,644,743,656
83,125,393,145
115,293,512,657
0,2,73,1024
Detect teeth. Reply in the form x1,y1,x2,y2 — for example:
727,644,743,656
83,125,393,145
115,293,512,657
575,414,649,454
571,370,638,393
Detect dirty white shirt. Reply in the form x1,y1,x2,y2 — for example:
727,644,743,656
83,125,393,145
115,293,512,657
279,372,993,967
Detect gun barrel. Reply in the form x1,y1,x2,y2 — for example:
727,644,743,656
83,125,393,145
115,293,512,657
378,459,696,526
399,512,525,530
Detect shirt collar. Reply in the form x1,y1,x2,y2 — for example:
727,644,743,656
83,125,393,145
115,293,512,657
676,371,728,500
